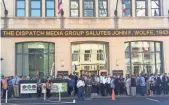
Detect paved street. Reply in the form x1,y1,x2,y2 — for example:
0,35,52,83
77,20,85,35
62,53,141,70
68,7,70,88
1,97,169,105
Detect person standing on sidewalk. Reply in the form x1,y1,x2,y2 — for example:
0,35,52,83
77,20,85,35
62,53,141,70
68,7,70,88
67,75,75,96
77,78,85,100
37,78,42,98
114,76,120,95
119,76,125,95
2,77,8,99
95,75,100,95
162,73,168,95
125,76,131,96
136,75,141,95
85,76,92,100
74,73,78,96
105,74,111,96
156,74,162,95
100,74,106,96
131,75,136,97
45,79,53,98
110,77,115,95
7,76,14,98
167,74,169,94
91,75,98,97
139,75,146,96
12,75,21,98
149,74,155,96
1,77,3,98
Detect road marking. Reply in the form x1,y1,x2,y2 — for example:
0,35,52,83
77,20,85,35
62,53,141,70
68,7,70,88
20,103,70,105
45,100,75,103
146,98,160,103
1,103,19,105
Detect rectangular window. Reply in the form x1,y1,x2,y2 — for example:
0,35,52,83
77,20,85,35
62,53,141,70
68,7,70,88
70,0,80,17
98,0,108,17
16,0,25,17
72,51,79,61
136,0,147,16
97,50,104,60
84,50,91,61
83,0,95,17
122,0,132,16
46,0,55,17
151,0,161,16
30,0,42,17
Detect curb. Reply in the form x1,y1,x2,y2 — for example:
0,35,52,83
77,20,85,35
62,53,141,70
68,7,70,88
1,95,169,101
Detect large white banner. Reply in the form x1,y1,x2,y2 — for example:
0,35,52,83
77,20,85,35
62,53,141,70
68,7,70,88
42,83,67,93
20,83,37,94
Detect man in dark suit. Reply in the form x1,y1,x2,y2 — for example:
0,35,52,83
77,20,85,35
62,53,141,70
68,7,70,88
156,74,162,95
74,73,78,96
162,73,168,95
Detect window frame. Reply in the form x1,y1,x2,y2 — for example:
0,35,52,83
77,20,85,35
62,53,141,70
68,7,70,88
98,0,108,17
15,41,55,76
45,0,55,17
72,50,79,61
15,0,26,17
97,49,104,61
135,0,148,17
151,0,161,16
29,0,42,17
70,0,80,17
83,0,95,17
122,0,132,17
124,41,164,75
84,50,91,61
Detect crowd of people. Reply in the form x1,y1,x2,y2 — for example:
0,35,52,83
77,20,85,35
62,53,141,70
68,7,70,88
1,73,169,100
67,73,169,100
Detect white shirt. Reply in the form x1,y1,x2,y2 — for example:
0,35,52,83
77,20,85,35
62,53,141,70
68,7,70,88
125,78,131,87
95,77,100,83
77,80,85,88
106,77,111,84
149,76,155,84
160,75,163,80
100,76,106,84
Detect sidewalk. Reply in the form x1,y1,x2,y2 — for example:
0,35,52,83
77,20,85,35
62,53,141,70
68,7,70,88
1,95,169,101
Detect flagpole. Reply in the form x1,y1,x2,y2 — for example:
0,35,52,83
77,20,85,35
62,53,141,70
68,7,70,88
58,0,64,29
60,11,64,29
2,0,9,29
114,0,119,29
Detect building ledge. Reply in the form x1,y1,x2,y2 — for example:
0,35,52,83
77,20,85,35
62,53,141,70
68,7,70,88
1,16,169,19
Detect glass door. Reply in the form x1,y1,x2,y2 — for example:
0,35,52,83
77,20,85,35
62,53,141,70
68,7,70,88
29,49,45,78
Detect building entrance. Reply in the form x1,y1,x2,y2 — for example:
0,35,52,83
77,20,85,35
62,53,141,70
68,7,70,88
29,49,45,77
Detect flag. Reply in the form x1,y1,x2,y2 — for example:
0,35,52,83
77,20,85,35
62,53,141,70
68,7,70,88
121,0,126,15
58,0,64,16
